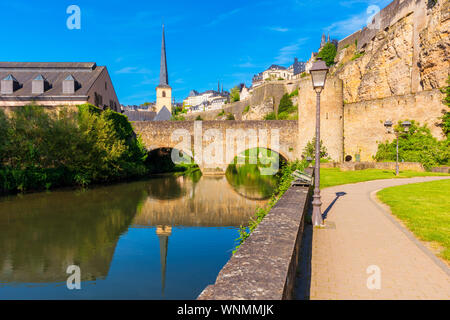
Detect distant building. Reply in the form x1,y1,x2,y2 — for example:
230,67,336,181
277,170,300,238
183,82,229,112
251,57,306,87
154,25,172,117
0,62,120,110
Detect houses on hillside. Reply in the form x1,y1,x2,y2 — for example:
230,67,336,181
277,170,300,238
183,82,230,113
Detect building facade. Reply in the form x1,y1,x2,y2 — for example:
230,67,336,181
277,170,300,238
0,62,120,111
155,25,172,115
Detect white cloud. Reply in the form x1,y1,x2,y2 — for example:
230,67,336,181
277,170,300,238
325,13,367,37
115,67,151,74
275,38,308,65
267,26,289,32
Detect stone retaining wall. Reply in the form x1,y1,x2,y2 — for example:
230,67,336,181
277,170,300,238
197,168,313,300
321,161,425,172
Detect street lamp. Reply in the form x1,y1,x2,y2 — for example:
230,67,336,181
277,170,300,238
309,57,329,227
384,120,412,176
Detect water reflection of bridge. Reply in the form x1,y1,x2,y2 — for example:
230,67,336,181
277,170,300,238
132,176,266,228
131,175,267,295
0,175,269,296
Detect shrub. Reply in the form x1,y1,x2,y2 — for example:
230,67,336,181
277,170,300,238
264,112,277,120
243,105,250,114
374,120,449,169
351,51,365,61
226,113,235,120
195,115,203,121
278,93,296,114
0,104,149,194
317,42,337,67
289,89,298,97
302,137,329,160
230,87,240,102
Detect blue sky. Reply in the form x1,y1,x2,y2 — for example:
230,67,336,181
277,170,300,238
0,0,391,105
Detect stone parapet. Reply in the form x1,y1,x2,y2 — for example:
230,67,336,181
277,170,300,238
197,169,312,300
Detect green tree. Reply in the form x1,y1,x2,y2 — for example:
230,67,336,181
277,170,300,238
317,42,337,67
374,120,449,169
278,93,295,114
302,137,329,160
230,87,240,103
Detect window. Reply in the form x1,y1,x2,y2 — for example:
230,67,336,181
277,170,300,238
94,92,103,107
105,82,107,90
162,91,166,97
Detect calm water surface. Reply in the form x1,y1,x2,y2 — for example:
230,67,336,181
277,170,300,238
0,169,277,299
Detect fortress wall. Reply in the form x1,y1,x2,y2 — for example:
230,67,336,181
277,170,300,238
343,89,446,161
297,76,344,162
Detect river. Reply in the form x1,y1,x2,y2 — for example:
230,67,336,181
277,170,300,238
0,166,278,299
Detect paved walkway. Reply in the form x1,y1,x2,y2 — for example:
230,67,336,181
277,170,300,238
296,176,450,300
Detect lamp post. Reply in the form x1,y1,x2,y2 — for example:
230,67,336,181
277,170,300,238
384,120,412,176
309,58,329,227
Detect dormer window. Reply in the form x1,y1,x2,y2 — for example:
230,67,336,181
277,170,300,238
32,74,50,94
1,74,20,94
62,74,76,94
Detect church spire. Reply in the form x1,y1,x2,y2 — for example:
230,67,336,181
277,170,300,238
159,25,169,86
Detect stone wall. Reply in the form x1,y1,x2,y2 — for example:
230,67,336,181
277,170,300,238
343,89,445,160
332,0,449,161
184,82,287,121
297,76,344,162
197,171,312,300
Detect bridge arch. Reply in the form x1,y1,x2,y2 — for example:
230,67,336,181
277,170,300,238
133,120,298,175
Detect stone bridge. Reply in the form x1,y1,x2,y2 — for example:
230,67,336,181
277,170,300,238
133,120,298,174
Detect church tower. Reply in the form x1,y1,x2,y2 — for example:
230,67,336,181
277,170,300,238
155,25,172,114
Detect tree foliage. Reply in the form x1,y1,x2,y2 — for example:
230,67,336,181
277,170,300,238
317,42,337,67
230,86,240,103
0,104,148,193
374,120,449,169
302,137,329,160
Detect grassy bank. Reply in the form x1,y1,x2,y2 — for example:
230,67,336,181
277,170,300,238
320,168,449,189
377,179,450,262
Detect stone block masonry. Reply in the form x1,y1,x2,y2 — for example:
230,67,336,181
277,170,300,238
197,169,313,300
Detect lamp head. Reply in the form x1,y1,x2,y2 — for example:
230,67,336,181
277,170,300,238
310,57,329,92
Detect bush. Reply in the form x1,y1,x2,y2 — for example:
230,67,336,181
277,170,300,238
278,93,296,115
289,89,298,97
0,104,149,194
317,42,337,67
264,112,277,120
302,137,329,160
230,87,240,102
195,115,203,121
226,113,235,120
374,120,449,169
242,105,250,114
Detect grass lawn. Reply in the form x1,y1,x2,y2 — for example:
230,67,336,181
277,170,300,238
320,168,449,189
377,179,450,262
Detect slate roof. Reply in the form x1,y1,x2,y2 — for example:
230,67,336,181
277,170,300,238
0,62,105,98
153,106,172,121
267,64,287,71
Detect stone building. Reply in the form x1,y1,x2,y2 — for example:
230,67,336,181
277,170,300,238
0,62,120,111
251,58,305,87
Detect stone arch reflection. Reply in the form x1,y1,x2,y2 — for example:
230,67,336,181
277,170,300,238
225,147,287,200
